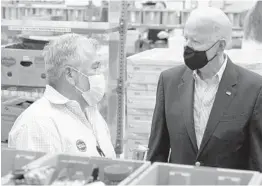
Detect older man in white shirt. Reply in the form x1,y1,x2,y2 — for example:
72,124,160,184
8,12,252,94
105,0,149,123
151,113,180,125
8,33,116,158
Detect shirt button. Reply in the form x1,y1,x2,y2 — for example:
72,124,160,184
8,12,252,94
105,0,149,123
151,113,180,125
195,161,201,167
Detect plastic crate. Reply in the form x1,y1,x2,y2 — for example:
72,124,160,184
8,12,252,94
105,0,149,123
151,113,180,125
2,3,88,21
21,153,150,185
66,7,86,21
129,162,261,185
128,9,142,24
142,9,162,25
1,148,46,177
162,10,180,25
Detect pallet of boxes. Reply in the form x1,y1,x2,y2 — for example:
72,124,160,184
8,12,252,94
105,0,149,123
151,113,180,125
125,48,184,159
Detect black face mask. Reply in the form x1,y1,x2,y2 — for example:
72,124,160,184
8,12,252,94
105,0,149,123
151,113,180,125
183,41,219,70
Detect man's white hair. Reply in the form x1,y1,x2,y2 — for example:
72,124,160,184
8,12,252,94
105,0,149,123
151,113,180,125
43,33,99,84
186,7,233,48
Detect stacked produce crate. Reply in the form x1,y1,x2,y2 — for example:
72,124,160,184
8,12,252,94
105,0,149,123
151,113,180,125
1,3,88,21
2,148,262,185
128,162,261,185
1,151,150,185
1,148,46,177
125,48,184,159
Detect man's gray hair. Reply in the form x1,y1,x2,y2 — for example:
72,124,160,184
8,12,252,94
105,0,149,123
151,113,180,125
43,33,99,84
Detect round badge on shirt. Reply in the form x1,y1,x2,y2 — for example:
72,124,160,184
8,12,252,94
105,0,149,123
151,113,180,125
76,140,87,152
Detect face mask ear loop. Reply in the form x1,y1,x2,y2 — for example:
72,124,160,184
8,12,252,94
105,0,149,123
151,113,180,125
205,40,220,62
66,66,91,94
207,53,218,62
205,40,220,52
74,85,84,94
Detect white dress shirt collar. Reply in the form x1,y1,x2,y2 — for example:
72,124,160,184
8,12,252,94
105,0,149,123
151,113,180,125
44,85,70,105
193,54,228,83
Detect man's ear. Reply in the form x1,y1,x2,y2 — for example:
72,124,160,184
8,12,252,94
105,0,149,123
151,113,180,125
218,39,227,52
65,67,76,86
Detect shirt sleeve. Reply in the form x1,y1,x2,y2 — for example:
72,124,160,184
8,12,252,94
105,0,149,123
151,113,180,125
8,116,63,153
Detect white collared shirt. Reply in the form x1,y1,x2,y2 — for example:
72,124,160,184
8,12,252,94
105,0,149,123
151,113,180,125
193,55,228,148
8,85,116,158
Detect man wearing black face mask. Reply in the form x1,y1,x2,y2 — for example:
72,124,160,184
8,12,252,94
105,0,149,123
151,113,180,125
147,7,262,171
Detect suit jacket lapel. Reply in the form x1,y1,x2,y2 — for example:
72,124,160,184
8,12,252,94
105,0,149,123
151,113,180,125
178,68,198,153
197,59,238,158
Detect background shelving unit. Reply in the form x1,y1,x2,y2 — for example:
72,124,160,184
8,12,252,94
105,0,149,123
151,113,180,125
1,0,130,158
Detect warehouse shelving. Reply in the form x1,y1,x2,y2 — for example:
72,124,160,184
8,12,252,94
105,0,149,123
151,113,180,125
1,20,119,34
129,23,243,30
127,8,245,30
1,1,103,21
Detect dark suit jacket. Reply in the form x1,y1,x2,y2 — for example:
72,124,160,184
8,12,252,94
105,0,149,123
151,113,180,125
147,58,262,171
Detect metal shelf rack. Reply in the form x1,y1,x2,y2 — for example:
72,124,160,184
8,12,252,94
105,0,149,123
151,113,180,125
1,19,119,34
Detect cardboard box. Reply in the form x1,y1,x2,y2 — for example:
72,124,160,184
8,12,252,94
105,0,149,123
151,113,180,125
127,89,156,97
2,47,46,87
127,96,156,110
127,108,154,117
127,121,151,135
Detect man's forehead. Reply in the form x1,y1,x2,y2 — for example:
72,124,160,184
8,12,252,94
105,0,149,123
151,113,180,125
184,20,217,42
184,28,212,42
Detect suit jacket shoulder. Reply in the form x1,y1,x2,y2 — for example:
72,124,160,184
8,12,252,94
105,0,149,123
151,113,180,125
161,65,186,82
235,63,262,88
